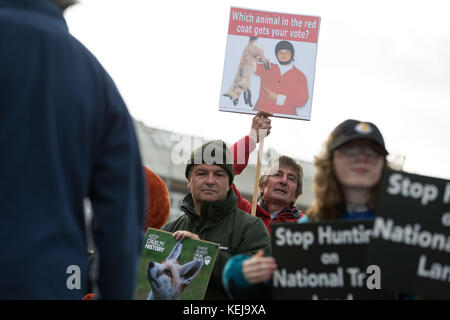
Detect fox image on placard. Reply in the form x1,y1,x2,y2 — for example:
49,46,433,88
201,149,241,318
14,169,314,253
223,37,270,107
146,240,204,300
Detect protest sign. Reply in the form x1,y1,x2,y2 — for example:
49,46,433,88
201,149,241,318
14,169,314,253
219,7,320,120
271,221,395,299
135,228,219,300
367,168,450,298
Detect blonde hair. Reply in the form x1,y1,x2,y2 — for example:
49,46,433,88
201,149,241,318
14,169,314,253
306,132,386,221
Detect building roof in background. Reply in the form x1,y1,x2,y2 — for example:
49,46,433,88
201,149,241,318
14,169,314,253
134,120,316,209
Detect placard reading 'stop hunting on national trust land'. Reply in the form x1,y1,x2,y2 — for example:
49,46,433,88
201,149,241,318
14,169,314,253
220,7,320,120
271,221,395,300
367,169,450,299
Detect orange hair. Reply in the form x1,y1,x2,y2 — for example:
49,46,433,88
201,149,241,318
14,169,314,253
82,167,171,301
143,166,170,230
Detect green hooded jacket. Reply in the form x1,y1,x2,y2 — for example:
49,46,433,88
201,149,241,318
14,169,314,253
162,189,271,300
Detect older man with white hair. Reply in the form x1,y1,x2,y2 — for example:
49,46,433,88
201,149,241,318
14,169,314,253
230,111,306,232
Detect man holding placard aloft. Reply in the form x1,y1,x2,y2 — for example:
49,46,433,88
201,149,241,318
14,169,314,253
221,7,315,231
229,111,306,232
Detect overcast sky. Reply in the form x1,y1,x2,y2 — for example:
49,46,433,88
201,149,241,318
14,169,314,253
65,0,450,180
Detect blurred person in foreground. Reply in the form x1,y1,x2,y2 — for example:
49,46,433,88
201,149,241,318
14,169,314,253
0,0,145,299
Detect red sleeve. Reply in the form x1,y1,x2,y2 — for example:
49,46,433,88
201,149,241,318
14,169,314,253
231,184,271,232
230,135,256,175
231,184,252,214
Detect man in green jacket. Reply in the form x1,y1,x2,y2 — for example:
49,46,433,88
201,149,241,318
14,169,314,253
162,140,271,299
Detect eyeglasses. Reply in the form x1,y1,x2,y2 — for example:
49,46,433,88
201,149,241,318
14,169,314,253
336,145,383,159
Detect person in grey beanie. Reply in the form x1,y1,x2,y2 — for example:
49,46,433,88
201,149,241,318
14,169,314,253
162,140,271,300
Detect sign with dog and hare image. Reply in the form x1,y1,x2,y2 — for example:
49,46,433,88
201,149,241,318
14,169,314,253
219,7,320,120
135,228,220,300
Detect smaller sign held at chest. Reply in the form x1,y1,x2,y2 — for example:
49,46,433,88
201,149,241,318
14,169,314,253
271,221,395,299
135,228,219,300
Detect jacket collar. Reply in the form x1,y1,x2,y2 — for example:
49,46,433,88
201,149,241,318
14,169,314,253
181,189,238,225
0,0,68,31
258,198,301,219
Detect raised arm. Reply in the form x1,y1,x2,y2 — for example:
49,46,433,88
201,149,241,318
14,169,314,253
230,111,272,175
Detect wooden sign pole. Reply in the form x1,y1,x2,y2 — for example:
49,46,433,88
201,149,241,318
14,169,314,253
251,139,264,216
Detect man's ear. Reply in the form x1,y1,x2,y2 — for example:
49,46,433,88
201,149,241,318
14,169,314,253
258,181,264,197
187,174,192,189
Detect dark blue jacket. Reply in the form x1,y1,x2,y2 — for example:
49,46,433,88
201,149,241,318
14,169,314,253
0,0,145,299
